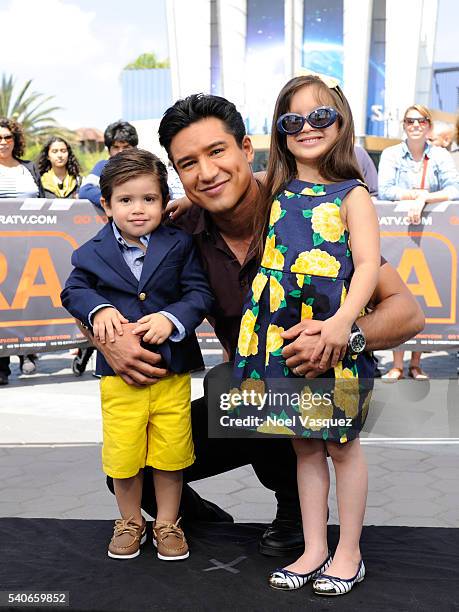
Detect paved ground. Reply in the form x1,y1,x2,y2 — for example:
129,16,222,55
0,350,458,527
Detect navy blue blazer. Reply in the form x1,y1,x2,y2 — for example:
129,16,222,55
61,222,214,376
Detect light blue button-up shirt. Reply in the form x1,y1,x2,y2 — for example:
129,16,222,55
378,141,459,201
88,223,185,341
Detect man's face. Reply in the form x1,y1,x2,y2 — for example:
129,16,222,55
109,140,133,157
169,117,254,214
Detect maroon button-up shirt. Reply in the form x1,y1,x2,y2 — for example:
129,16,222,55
176,205,258,359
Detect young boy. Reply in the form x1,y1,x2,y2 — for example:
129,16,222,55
61,149,213,561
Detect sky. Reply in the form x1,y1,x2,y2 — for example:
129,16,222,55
434,0,459,62
0,0,457,131
0,0,169,129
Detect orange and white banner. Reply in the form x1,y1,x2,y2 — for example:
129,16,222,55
0,198,105,356
376,201,459,349
0,199,458,356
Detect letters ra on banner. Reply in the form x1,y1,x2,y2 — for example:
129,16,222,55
375,201,459,350
0,198,106,356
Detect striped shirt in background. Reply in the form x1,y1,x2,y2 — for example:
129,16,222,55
0,164,39,199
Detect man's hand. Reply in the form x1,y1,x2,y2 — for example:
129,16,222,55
90,322,169,386
132,313,175,344
281,320,334,378
93,307,128,344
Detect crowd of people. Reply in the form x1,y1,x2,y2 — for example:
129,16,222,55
0,78,457,596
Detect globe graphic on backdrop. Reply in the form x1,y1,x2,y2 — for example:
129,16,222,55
302,42,344,82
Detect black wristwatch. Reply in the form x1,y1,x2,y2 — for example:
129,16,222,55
348,322,366,354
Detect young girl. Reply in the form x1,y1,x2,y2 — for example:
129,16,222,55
233,74,380,595
37,137,81,199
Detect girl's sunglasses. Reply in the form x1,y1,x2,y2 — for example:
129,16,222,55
277,107,339,135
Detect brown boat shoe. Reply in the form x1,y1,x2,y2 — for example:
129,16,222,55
152,517,189,561
108,516,147,559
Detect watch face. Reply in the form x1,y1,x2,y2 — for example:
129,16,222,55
350,333,366,353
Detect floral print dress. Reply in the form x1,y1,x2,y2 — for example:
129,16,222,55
233,178,375,442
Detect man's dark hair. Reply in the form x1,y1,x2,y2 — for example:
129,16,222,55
158,94,246,159
104,120,139,149
100,148,169,207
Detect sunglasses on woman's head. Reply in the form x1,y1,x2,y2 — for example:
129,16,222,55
277,107,339,135
404,117,429,126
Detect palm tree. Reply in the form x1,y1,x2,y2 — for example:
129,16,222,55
0,74,68,144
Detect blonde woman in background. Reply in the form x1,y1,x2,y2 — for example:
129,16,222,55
378,104,459,380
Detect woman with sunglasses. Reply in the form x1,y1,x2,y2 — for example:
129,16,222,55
0,118,44,384
378,104,459,381
233,74,380,596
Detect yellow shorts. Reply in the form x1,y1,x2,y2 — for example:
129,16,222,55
100,373,194,479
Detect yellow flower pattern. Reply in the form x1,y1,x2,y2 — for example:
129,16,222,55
301,303,313,319
237,309,258,357
300,186,326,196
269,199,283,226
265,323,284,365
234,178,374,442
311,202,345,242
269,275,285,312
251,272,268,303
261,234,285,271
299,385,334,431
333,362,359,418
290,249,341,277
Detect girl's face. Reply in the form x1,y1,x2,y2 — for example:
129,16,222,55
48,141,69,169
285,85,339,169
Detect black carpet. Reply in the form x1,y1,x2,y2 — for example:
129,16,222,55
1,519,458,611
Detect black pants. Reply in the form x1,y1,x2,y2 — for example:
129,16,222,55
108,363,301,520
0,355,35,377
0,357,11,376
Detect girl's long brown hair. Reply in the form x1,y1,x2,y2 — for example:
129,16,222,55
255,75,363,256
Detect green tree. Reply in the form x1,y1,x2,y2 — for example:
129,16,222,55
0,74,69,144
124,52,170,70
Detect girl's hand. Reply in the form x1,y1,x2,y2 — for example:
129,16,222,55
165,196,193,221
93,307,129,344
310,316,351,370
132,313,175,344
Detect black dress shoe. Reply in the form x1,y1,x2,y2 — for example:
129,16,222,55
259,518,304,557
180,484,234,523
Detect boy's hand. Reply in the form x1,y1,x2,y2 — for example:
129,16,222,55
309,316,351,370
93,307,129,344
132,313,175,344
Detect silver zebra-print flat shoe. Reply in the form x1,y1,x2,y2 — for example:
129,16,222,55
312,559,365,596
268,553,332,590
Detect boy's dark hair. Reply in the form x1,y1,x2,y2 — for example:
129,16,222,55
158,93,246,159
100,148,169,207
104,120,139,149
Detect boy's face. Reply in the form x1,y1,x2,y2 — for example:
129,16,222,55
100,174,163,246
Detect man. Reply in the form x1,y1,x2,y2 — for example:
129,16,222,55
89,94,424,557
79,120,139,209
